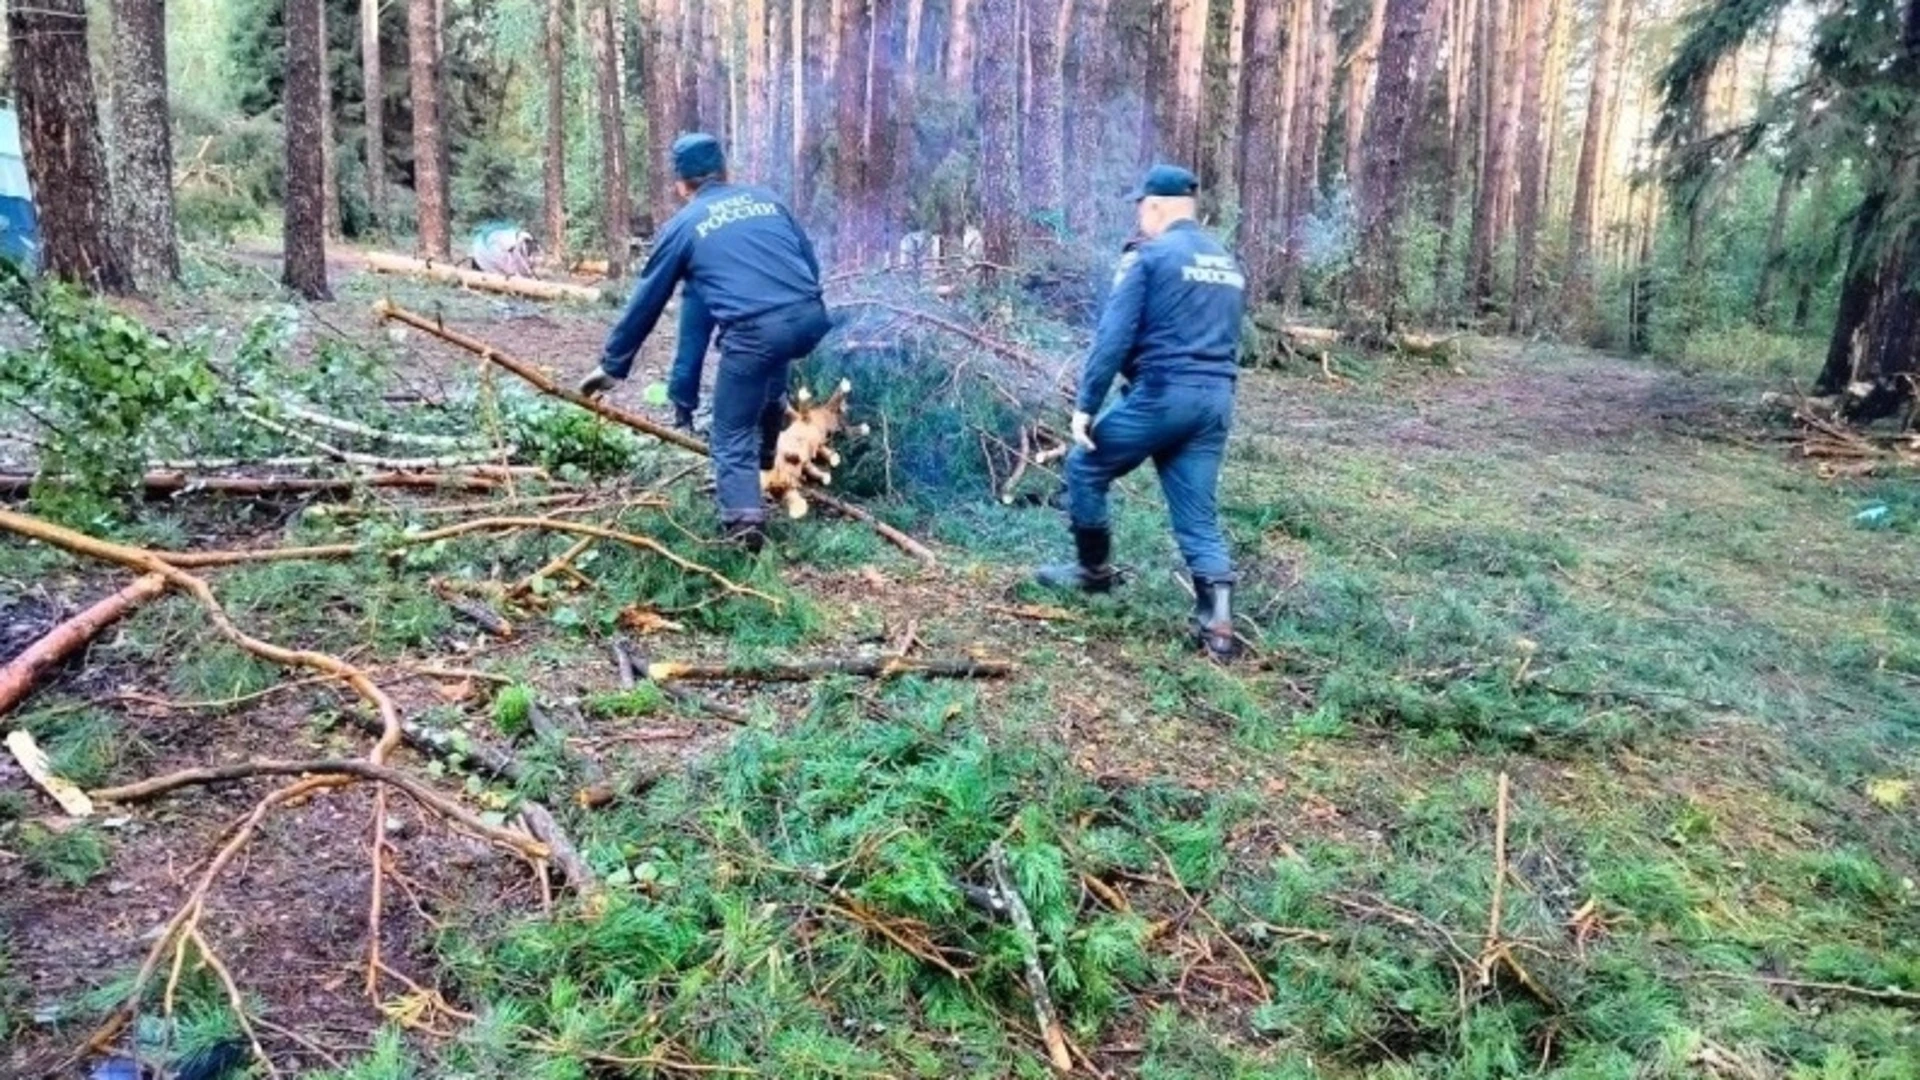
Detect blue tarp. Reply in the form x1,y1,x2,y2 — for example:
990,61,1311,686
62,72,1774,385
0,107,40,272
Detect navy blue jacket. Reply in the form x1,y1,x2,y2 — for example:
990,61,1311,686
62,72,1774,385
601,182,821,378
1076,220,1245,413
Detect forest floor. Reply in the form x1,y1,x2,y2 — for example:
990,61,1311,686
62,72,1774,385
3,258,1918,1079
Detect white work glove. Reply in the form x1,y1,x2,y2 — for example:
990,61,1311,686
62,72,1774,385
1070,411,1096,451
577,370,618,398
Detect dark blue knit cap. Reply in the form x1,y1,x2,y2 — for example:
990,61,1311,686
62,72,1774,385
672,133,726,181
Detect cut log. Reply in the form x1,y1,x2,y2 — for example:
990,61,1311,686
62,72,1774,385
362,251,605,303
0,573,167,717
646,654,1013,683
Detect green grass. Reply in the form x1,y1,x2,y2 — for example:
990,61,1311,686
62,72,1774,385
18,821,110,886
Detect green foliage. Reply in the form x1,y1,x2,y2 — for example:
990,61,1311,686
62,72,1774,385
581,684,665,719
493,683,536,737
0,268,222,523
505,395,645,480
18,822,111,887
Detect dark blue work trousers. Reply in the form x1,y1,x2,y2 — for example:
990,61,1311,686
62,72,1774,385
1066,379,1236,580
711,298,831,524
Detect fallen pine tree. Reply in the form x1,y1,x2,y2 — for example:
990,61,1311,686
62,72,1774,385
361,251,606,304
374,299,941,565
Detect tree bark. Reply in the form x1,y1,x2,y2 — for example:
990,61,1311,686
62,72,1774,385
866,0,899,238
1278,0,1332,309
835,0,870,260
284,0,334,299
647,0,684,230
1818,184,1920,419
1432,0,1476,310
1063,0,1109,235
1752,166,1799,326
1341,0,1388,187
746,0,769,179
977,0,1020,268
1023,0,1066,225
1352,0,1438,319
1170,0,1209,166
796,0,829,216
1466,0,1512,310
544,0,568,259
320,7,342,241
947,0,974,91
1564,0,1621,331
9,0,133,294
589,0,632,276
699,0,726,132
110,0,180,287
409,0,450,258
363,0,386,232
1507,0,1548,330
1537,0,1571,220
1209,0,1248,203
1238,0,1284,298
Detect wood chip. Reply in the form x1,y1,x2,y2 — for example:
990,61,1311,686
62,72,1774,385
6,729,94,816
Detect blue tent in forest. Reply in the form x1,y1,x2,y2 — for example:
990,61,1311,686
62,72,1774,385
0,106,41,272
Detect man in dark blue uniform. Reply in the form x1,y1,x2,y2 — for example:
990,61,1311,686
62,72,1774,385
578,133,829,547
1035,164,1247,661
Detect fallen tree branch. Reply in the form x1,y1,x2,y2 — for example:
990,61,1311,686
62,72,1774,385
363,251,605,303
1696,969,1920,1006
374,301,940,565
89,758,545,856
0,573,167,717
0,470,514,499
519,800,599,896
266,399,494,450
239,406,514,470
990,842,1075,1073
1479,771,1511,988
614,639,750,726
646,654,1013,683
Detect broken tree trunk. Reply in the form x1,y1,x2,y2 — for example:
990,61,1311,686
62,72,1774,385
362,251,605,303
375,301,942,565
646,655,1013,683
0,573,168,717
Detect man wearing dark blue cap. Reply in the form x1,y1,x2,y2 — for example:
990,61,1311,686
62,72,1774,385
1034,164,1247,661
578,133,829,548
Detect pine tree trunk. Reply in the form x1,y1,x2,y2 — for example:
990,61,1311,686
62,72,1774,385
320,10,342,241
746,0,768,179
867,0,898,240
110,0,180,287
1210,0,1247,203
362,0,386,232
1432,0,1476,311
1278,0,1332,309
835,0,869,260
1466,0,1512,310
1023,0,1066,224
9,0,132,293
893,0,920,224
285,0,333,299
1139,0,1168,164
1274,0,1302,224
1170,0,1208,166
947,0,975,91
434,0,451,225
1341,0,1388,186
1818,183,1920,418
1238,0,1284,300
648,0,684,230
409,0,450,257
1752,167,1799,326
1507,0,1547,331
977,0,1020,267
589,0,631,275
1064,0,1109,235
1537,0,1571,220
700,0,726,131
796,0,829,216
1352,0,1437,318
680,0,703,122
544,0,568,258
1565,0,1621,330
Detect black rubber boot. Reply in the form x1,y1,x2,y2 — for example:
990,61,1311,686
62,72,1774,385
1035,526,1117,593
672,405,697,432
721,519,768,553
1191,576,1238,662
